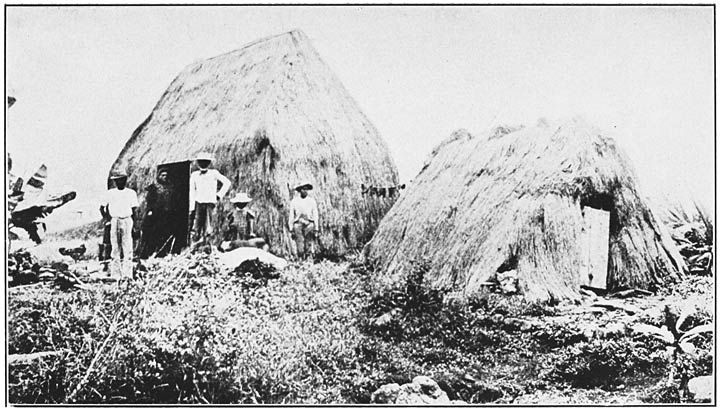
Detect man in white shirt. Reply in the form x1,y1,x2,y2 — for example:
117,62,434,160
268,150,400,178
100,171,139,279
289,181,319,260
189,152,231,247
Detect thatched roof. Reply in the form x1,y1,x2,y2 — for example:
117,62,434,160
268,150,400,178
364,117,684,301
111,30,398,256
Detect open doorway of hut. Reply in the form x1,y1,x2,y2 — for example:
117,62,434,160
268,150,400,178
140,161,191,257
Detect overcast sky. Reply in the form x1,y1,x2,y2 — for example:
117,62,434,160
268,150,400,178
6,6,715,214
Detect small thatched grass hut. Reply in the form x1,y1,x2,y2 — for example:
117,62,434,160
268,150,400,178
111,30,398,257
364,117,684,301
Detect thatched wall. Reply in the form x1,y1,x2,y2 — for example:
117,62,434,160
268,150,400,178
111,30,398,257
364,117,684,301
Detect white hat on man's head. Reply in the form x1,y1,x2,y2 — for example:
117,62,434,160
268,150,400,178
195,151,214,162
230,192,252,204
110,170,128,179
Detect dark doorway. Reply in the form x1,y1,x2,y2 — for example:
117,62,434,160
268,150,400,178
163,161,191,253
139,161,190,257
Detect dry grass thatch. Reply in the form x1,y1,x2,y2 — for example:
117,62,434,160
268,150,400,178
364,117,685,301
111,30,398,256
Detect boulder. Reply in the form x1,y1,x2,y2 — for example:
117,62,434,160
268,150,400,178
217,247,288,271
497,270,519,294
371,376,465,405
687,375,713,403
372,308,402,328
370,383,401,404
27,243,74,266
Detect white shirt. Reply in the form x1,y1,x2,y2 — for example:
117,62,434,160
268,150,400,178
189,169,232,210
289,196,319,229
104,188,139,218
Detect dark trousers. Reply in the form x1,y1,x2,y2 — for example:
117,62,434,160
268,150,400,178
192,202,216,242
292,220,316,258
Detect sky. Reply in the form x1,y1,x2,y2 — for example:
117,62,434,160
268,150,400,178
5,6,715,227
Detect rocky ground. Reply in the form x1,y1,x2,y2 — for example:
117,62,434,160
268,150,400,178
6,239,714,404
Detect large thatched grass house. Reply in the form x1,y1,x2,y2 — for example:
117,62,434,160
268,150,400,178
364,117,684,301
111,30,398,256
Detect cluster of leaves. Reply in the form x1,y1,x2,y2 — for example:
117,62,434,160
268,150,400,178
361,261,487,348
545,300,713,402
632,302,713,400
467,292,558,318
356,261,568,403
8,249,41,286
548,337,666,389
531,321,587,348
664,201,714,275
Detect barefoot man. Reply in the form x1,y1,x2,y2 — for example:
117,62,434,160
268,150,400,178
100,170,139,278
289,181,319,260
189,152,231,249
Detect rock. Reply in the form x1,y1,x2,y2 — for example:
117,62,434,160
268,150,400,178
580,288,598,299
370,383,400,404
218,247,288,271
38,272,55,281
414,375,446,398
27,243,74,266
497,270,519,294
371,376,455,405
372,308,402,327
687,375,713,402
591,300,639,315
504,317,537,331
8,350,65,364
597,322,626,338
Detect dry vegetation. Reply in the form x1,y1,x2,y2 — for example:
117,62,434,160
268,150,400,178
365,118,683,301
8,243,712,404
111,30,398,257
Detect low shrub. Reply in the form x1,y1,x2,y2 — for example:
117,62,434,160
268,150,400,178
468,292,558,318
549,337,666,389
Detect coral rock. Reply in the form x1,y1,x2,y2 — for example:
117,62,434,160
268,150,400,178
687,375,713,402
372,376,456,405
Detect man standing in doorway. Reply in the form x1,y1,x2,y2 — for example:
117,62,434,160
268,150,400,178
139,167,176,258
100,170,139,279
189,152,231,249
289,181,319,260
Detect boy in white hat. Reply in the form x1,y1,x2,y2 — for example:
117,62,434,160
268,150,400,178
100,170,139,278
219,192,268,252
189,152,231,247
289,181,319,259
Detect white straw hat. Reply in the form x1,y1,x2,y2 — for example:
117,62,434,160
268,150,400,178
195,151,214,162
230,192,252,203
110,170,128,179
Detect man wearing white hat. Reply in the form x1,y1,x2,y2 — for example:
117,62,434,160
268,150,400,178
289,181,319,259
100,170,139,278
189,152,231,246
219,192,268,252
